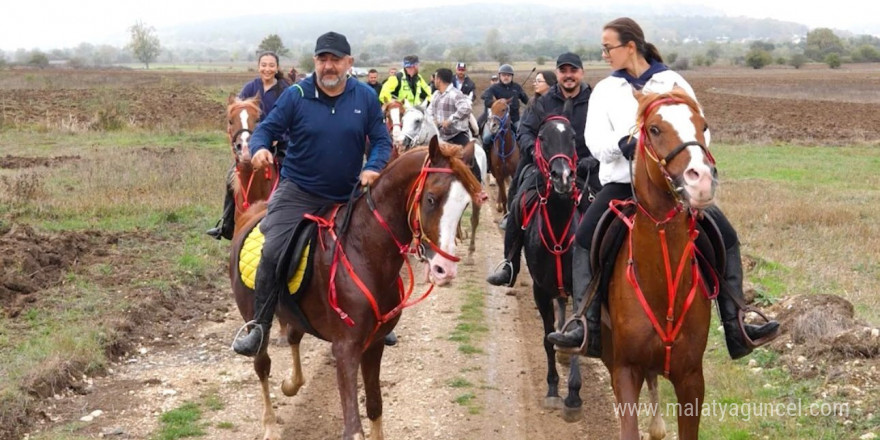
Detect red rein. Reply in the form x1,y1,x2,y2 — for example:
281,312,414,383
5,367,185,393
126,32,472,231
306,156,458,351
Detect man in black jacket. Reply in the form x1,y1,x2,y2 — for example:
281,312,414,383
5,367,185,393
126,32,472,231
487,52,600,288
480,64,529,139
452,62,477,101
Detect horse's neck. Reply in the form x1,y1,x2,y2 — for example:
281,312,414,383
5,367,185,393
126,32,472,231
633,155,681,222
350,153,426,248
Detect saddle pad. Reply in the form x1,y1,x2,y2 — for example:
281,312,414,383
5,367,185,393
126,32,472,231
239,222,311,295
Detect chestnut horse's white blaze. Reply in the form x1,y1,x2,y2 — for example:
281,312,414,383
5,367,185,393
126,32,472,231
388,106,401,143
657,104,716,209
238,108,251,148
429,180,470,285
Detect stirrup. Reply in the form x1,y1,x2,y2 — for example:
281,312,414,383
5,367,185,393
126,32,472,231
552,314,589,355
738,307,780,349
488,260,515,286
231,320,266,353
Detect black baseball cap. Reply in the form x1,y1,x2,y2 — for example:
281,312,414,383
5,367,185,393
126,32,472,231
314,31,350,57
556,52,583,69
403,55,420,67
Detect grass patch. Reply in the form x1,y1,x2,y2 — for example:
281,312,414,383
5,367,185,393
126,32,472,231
448,281,488,354
448,377,473,388
153,402,205,440
452,392,482,414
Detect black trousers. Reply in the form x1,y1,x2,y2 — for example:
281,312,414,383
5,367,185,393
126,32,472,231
257,180,336,290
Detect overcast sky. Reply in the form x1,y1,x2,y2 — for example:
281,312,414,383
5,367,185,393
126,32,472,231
3,0,878,52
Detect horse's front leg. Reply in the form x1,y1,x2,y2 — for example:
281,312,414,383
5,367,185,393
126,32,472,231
468,204,480,257
255,350,280,440
361,338,387,440
562,352,583,422
645,373,667,440
612,364,645,440
671,367,704,440
535,288,562,409
333,340,365,440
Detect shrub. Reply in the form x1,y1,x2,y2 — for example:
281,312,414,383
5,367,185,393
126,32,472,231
825,53,841,68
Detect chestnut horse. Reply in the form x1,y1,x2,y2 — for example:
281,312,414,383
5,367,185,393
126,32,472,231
484,98,519,213
520,115,583,420
601,89,716,440
383,100,405,161
226,94,278,227
230,138,481,440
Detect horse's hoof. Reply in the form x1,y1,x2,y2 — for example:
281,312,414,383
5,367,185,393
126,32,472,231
562,404,584,423
543,396,564,409
281,378,304,396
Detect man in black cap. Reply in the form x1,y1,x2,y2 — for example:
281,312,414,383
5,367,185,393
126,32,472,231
231,31,392,357
486,52,599,290
451,62,476,102
378,54,432,106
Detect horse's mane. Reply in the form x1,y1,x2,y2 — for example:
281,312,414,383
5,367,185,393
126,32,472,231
392,144,482,204
636,88,701,126
382,100,404,113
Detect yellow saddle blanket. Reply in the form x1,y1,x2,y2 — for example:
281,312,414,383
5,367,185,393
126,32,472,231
239,222,312,295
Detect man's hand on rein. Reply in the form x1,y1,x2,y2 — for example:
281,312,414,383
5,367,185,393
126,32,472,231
252,149,273,170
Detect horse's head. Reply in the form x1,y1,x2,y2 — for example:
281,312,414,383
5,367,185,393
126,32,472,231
383,100,404,146
485,98,511,137
226,94,261,163
635,88,716,211
400,102,429,149
536,115,578,196
408,136,482,286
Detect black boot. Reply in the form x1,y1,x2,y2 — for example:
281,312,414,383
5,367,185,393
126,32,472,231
487,223,522,287
233,265,278,357
207,188,235,240
717,244,780,360
548,245,601,357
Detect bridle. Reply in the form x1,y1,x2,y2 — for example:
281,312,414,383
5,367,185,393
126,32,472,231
489,106,514,160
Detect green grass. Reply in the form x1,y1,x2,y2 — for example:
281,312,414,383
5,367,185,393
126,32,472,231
448,280,488,354
153,402,205,440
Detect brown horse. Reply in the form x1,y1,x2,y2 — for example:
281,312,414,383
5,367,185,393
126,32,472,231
601,89,716,440
383,100,405,161
484,98,519,213
230,137,481,440
226,94,278,230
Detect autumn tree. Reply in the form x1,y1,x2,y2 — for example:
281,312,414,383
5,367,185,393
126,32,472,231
257,34,290,57
805,28,843,61
127,21,161,69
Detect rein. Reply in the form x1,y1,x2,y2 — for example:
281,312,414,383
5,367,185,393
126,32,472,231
305,154,460,351
491,108,515,161
520,116,580,297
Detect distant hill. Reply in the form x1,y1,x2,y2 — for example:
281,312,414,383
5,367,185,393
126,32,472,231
160,3,811,53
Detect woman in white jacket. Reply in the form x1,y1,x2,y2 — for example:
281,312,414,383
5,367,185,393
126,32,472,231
548,17,778,359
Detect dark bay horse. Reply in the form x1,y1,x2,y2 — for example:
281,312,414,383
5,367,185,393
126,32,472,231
520,115,583,420
484,98,519,213
230,137,482,440
226,94,278,231
602,89,716,440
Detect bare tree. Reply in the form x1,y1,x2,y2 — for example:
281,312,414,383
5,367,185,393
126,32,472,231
127,21,161,69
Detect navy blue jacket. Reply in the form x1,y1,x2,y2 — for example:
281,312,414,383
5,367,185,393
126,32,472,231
239,77,288,121
249,74,391,202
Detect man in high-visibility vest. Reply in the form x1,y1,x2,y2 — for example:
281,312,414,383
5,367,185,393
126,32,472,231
379,55,433,106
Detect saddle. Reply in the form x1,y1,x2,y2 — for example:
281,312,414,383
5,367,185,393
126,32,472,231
587,204,727,309
238,220,318,297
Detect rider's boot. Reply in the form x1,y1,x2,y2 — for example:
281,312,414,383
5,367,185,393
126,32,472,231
207,187,235,240
233,261,278,356
548,245,601,357
717,243,780,359
487,219,522,287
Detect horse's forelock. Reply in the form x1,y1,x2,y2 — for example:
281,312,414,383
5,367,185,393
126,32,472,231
227,97,261,119
637,89,699,126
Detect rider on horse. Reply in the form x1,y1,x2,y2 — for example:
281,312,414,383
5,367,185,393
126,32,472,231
486,53,600,289
378,55,433,107
231,31,392,356
479,64,529,153
546,18,778,360
207,51,289,240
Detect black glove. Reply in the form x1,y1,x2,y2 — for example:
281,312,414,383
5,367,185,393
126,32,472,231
618,135,637,160
576,156,599,177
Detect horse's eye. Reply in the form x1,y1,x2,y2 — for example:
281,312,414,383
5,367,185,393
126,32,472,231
649,126,661,136
425,193,436,207
703,123,709,133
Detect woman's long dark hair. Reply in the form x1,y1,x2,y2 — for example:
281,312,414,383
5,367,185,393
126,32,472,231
604,17,663,64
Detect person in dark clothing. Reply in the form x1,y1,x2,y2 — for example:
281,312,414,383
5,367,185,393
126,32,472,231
479,64,529,146
207,51,289,241
452,62,477,102
546,17,778,360
365,68,382,97
486,52,599,288
231,31,392,357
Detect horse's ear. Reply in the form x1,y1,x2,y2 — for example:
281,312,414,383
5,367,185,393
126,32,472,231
631,85,643,101
428,135,440,160
562,98,573,120
505,97,513,104
461,140,476,164
227,93,237,106
404,100,413,110
252,94,261,107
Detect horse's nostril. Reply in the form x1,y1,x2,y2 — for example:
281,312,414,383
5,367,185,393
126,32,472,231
434,265,445,275
685,169,700,181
